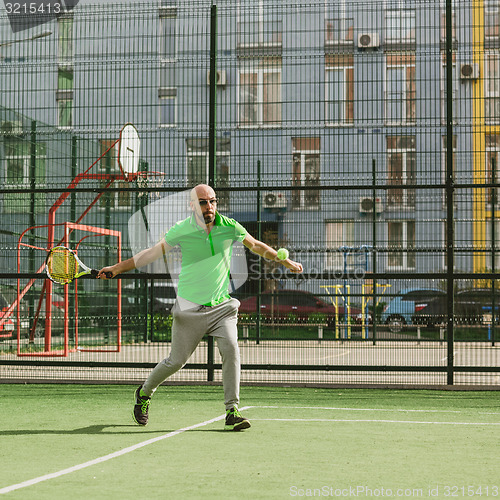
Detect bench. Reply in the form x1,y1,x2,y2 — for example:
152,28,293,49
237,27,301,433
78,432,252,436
238,322,329,342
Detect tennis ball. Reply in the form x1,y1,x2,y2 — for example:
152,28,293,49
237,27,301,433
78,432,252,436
276,248,289,261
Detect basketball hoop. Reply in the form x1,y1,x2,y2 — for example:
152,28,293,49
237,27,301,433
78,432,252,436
134,171,166,200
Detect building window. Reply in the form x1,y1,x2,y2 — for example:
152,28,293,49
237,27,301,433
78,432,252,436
441,53,458,125
158,86,176,127
57,68,73,128
325,221,354,270
387,136,416,209
159,5,177,127
160,7,177,61
325,0,353,45
387,220,416,269
485,0,499,40
237,1,282,47
186,138,230,210
440,0,456,41
58,16,74,65
239,58,282,127
486,135,500,207
57,16,73,129
4,138,46,213
385,7,416,43
442,135,457,208
159,95,176,126
386,53,416,125
485,53,500,125
326,55,354,125
292,137,320,210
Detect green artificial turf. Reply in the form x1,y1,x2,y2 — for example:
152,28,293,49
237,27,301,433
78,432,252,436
0,385,498,499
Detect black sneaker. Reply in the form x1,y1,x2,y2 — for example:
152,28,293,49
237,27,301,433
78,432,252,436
133,386,151,426
224,407,251,431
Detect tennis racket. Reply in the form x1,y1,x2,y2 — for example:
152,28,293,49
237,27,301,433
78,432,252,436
45,246,112,285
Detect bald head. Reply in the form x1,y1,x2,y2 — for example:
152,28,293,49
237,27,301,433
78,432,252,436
190,184,217,229
191,184,216,200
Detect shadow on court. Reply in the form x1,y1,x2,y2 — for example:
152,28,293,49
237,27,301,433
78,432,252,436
0,424,231,436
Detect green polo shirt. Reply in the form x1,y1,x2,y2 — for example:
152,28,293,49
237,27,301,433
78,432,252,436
164,212,247,306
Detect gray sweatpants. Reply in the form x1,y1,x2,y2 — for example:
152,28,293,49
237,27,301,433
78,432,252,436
141,297,241,409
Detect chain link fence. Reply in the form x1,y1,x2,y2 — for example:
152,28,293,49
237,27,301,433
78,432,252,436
0,0,499,386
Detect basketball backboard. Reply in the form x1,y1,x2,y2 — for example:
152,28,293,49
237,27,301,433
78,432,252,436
118,123,140,180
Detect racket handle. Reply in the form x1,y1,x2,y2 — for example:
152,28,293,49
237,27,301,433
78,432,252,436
91,270,113,279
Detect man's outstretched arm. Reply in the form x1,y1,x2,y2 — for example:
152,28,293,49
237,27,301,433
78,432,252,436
242,233,303,274
97,239,173,278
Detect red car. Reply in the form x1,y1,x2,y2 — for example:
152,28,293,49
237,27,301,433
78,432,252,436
238,289,361,327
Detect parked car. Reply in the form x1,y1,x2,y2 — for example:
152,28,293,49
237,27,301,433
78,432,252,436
238,289,361,327
412,289,500,327
381,288,446,332
122,281,177,315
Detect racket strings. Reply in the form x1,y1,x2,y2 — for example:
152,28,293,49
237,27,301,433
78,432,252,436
47,247,79,284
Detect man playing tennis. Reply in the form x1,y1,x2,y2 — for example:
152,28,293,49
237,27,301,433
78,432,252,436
98,184,303,431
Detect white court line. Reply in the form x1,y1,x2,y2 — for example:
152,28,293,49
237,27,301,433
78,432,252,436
0,406,254,496
251,418,500,426
441,351,457,362
318,349,350,361
256,405,462,413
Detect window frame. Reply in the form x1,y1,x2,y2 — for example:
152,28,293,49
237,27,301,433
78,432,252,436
238,61,282,128
237,0,282,48
387,136,416,209
57,15,74,67
387,220,416,270
485,0,499,40
159,7,177,63
325,0,354,45
291,138,320,210
325,55,354,126
485,52,500,125
385,54,416,125
385,7,416,44
440,53,458,125
325,220,355,271
486,135,500,208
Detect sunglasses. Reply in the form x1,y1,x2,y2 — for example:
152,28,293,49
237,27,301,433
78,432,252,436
199,199,217,206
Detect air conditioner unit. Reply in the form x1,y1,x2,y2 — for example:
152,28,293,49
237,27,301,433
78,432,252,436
357,33,380,49
0,120,23,136
359,196,383,214
460,63,479,80
263,191,287,209
207,70,227,86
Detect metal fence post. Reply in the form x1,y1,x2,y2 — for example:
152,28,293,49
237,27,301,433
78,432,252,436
445,0,455,385
28,121,37,330
372,159,377,346
256,160,261,345
69,135,77,341
207,3,218,382
491,158,497,345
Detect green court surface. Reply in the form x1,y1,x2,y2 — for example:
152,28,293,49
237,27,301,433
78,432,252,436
0,385,498,499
